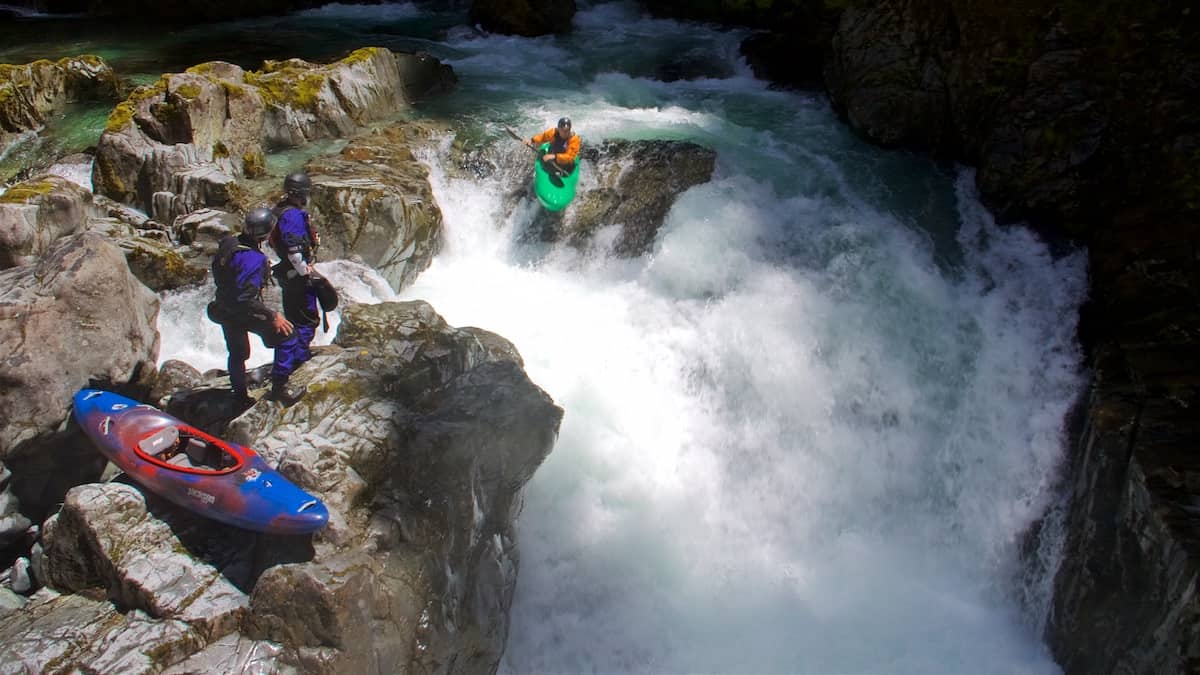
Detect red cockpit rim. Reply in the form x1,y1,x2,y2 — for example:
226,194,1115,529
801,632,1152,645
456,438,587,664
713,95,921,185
131,424,247,475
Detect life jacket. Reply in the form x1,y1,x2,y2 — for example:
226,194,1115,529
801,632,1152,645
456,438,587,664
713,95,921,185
209,235,277,335
531,128,581,164
211,235,268,306
269,202,319,268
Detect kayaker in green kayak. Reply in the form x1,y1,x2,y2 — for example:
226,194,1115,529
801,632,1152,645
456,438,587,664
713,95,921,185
524,116,581,182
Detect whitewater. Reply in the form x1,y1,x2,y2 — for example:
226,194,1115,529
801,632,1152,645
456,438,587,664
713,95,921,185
145,2,1090,673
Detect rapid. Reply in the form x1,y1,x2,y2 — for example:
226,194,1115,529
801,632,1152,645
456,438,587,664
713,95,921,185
10,2,1089,672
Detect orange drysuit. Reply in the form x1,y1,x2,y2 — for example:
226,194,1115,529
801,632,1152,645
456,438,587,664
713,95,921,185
531,128,581,167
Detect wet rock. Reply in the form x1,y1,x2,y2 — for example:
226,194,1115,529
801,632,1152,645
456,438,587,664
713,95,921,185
305,123,444,292
0,586,24,617
40,482,250,640
0,588,203,674
0,461,32,550
552,139,717,257
161,632,297,674
9,556,31,593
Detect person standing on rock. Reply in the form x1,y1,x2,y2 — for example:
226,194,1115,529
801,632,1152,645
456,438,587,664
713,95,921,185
267,172,323,406
207,207,294,409
525,116,580,179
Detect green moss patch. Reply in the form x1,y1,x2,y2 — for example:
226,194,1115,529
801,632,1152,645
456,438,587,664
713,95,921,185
0,179,60,203
245,69,328,110
175,83,202,100
342,47,382,65
104,78,168,133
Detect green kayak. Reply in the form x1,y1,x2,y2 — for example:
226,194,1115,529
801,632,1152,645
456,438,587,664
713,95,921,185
533,142,581,212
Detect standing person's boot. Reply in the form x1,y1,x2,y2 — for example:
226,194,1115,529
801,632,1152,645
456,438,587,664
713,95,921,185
268,378,305,406
230,389,256,411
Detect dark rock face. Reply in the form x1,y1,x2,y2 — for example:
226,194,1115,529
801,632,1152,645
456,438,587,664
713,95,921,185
824,1,1200,233
740,29,828,91
639,0,838,90
819,2,1200,673
470,0,577,36
1046,375,1200,675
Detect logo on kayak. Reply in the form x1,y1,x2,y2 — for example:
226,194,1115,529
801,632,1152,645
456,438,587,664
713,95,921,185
187,488,215,505
111,403,127,410
99,417,112,435
244,468,261,482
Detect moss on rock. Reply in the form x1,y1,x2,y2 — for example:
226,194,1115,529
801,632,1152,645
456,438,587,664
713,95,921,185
242,150,266,178
0,179,60,203
174,83,202,100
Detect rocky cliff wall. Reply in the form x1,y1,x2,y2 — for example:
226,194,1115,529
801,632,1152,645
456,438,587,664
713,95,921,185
818,2,1200,672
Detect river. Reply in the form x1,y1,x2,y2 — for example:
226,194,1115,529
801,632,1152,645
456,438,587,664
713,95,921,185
4,2,1087,672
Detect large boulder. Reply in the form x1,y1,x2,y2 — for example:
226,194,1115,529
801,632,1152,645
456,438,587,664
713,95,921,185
12,300,561,674
305,123,444,292
92,49,456,223
0,174,104,268
0,55,120,159
226,300,562,673
0,232,159,521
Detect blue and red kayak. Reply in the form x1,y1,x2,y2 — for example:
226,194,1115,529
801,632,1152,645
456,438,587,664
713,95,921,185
73,388,328,535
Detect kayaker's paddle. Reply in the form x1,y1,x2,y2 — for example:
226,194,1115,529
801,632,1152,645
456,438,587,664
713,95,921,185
505,125,567,178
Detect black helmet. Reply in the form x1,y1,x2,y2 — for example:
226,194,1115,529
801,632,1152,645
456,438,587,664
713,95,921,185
557,116,571,130
243,207,276,240
284,172,312,196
